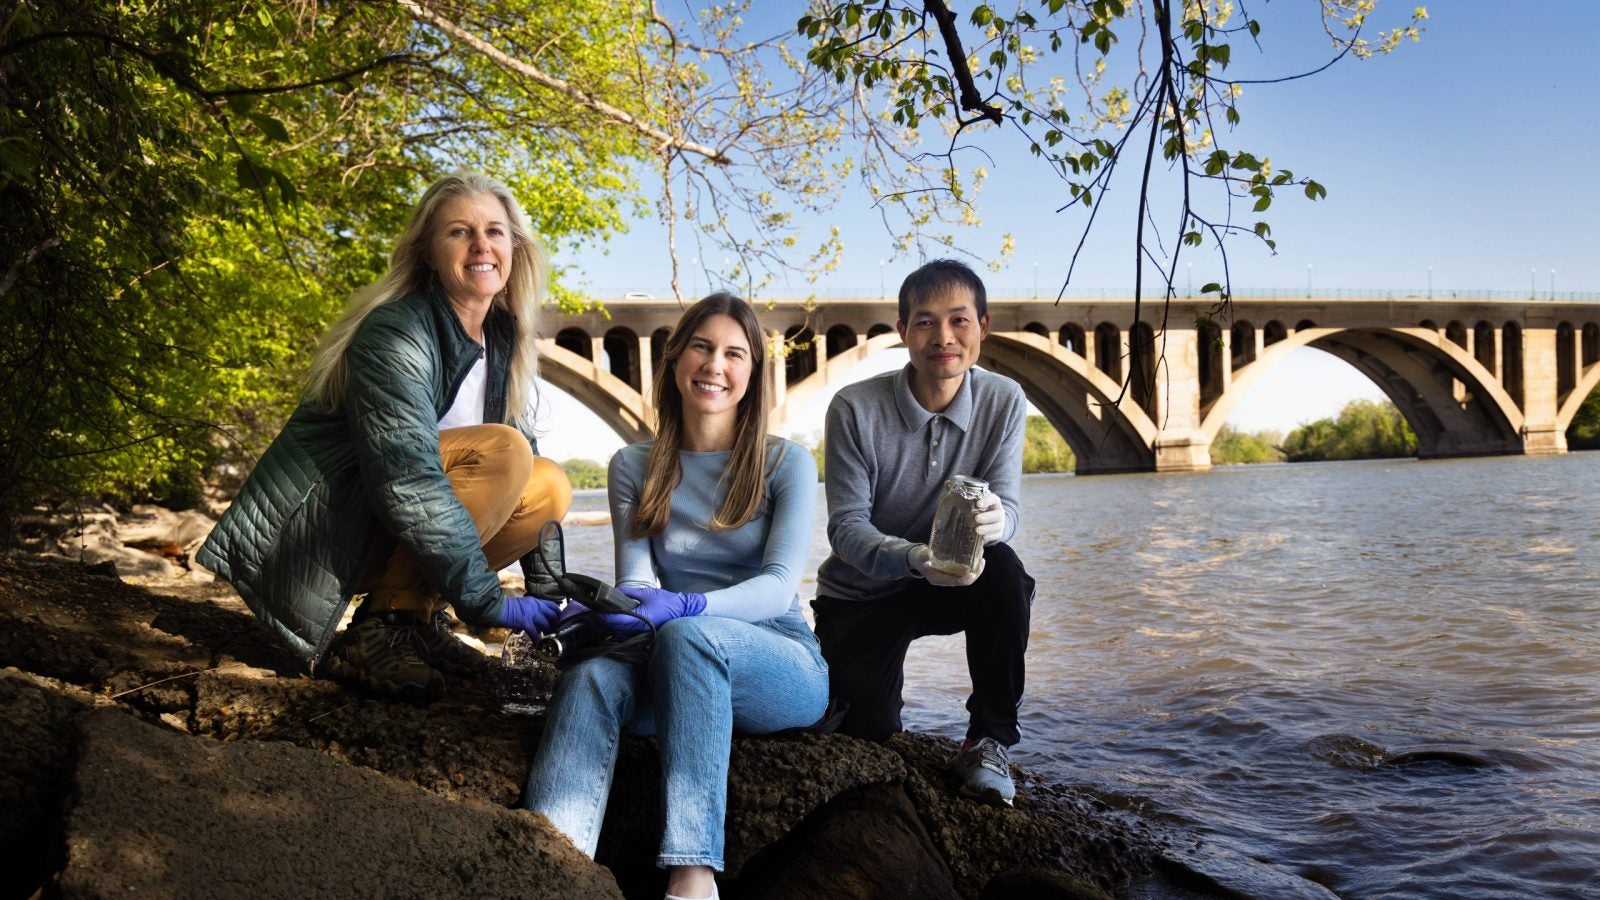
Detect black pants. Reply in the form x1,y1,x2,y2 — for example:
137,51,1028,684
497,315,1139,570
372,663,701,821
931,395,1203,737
812,542,1034,746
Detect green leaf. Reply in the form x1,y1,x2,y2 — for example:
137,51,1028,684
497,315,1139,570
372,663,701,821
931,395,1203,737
1201,282,1223,294
225,93,254,115
1305,181,1327,201
235,155,264,192
271,169,298,205
1252,195,1272,212
246,112,289,142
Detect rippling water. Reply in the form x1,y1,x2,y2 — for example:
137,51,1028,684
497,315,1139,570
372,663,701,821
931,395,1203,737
562,453,1600,898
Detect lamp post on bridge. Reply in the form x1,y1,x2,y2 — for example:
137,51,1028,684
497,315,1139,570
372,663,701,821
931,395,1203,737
1187,262,1192,299
1032,262,1038,300
1427,266,1432,299
1550,269,1556,300
1531,268,1537,300
1306,263,1312,298
879,259,886,300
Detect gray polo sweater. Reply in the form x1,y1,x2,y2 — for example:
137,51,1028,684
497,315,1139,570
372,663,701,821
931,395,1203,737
817,364,1026,602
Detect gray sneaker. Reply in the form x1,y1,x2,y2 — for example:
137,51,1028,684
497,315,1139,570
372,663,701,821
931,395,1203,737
951,737,1016,807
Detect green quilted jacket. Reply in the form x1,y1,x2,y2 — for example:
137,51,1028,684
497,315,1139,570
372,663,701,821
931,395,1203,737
197,287,532,660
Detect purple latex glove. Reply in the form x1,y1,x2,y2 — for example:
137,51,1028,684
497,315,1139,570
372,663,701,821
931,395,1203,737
494,596,562,635
599,585,707,638
556,598,590,625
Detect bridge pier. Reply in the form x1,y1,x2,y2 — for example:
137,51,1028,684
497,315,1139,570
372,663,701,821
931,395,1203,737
1517,317,1570,455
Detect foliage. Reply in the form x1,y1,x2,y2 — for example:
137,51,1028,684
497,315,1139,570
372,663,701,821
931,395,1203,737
1022,415,1075,473
797,0,1424,327
1280,399,1417,462
0,0,659,529
1210,425,1283,464
560,458,609,490
1568,388,1600,451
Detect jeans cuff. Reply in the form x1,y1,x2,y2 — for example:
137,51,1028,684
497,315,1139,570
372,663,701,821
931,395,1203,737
657,854,723,871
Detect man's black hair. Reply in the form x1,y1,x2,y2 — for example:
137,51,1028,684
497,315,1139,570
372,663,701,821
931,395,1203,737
897,259,988,323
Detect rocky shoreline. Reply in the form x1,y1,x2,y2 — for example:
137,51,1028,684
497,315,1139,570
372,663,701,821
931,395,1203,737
0,506,1337,898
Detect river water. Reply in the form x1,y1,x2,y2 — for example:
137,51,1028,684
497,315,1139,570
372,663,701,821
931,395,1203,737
560,452,1600,898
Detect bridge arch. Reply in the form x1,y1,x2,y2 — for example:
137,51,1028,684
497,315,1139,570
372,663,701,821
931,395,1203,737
784,325,818,384
766,330,906,437
1557,358,1600,427
1264,320,1287,346
651,328,671,372
1059,323,1086,355
979,333,1158,473
535,340,655,443
1231,320,1256,369
1473,321,1495,375
602,326,642,391
825,324,858,357
1200,326,1525,458
555,327,591,361
1093,322,1122,382
1502,322,1524,406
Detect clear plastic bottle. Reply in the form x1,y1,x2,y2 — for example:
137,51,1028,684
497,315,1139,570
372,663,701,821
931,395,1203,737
928,475,988,575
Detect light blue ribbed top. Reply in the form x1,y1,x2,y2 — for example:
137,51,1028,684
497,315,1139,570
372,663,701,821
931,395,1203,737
607,437,817,621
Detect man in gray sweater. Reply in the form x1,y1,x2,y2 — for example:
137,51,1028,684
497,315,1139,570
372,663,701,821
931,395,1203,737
814,259,1036,806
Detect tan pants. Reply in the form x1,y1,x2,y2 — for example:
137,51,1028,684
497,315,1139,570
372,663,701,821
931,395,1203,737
358,423,573,618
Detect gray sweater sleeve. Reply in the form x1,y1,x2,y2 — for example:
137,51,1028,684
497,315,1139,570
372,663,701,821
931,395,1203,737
986,383,1026,544
823,391,920,581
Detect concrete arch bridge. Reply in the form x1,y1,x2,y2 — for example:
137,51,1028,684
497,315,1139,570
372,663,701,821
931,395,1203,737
536,295,1600,474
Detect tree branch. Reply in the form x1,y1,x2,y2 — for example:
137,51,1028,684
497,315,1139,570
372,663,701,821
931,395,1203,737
395,0,730,165
923,0,1003,125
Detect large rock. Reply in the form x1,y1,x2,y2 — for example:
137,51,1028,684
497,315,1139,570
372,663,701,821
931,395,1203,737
60,706,620,898
8,551,1353,899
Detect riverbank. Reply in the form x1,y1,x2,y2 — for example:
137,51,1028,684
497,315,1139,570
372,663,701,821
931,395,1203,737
0,508,1342,898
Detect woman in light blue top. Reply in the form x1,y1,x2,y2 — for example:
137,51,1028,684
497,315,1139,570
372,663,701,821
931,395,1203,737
524,292,827,900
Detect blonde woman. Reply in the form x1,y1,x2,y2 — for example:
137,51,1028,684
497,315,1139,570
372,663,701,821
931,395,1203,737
525,293,827,900
199,171,571,702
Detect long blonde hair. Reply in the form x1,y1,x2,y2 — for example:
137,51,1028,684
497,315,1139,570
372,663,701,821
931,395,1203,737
304,171,546,428
631,292,781,537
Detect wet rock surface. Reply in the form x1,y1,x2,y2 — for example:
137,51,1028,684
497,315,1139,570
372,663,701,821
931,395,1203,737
0,550,1331,898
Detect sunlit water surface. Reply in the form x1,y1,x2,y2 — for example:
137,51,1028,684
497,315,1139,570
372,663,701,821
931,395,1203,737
560,453,1600,898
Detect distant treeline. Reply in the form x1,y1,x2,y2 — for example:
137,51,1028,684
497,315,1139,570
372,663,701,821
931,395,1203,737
563,395,1600,488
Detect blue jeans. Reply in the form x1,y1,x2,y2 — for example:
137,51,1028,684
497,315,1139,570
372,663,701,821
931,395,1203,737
524,611,829,870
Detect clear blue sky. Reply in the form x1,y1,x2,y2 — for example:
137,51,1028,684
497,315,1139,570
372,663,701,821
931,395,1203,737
534,1,1600,461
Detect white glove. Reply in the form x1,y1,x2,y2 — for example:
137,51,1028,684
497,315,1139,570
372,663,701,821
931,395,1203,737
908,543,983,587
973,490,1004,543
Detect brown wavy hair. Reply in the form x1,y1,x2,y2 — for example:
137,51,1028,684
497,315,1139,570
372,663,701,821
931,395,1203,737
630,292,781,537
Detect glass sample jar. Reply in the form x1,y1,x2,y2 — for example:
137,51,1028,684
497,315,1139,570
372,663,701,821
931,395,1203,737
928,475,988,576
